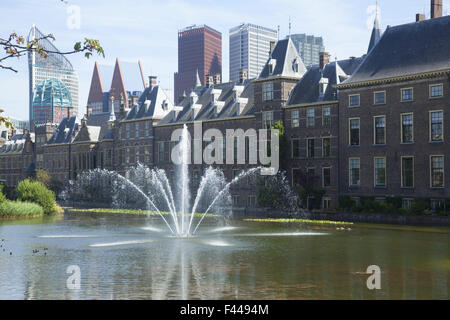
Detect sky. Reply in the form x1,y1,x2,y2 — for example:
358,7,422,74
0,0,448,120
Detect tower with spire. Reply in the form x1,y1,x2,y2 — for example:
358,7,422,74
368,0,382,53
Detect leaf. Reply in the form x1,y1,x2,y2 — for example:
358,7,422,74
74,42,81,51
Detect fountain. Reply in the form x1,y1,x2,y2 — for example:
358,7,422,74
63,125,271,237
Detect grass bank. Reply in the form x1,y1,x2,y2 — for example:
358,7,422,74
244,218,354,226
0,201,44,219
64,207,218,218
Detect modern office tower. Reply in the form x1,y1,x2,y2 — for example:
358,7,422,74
28,25,79,129
87,59,146,115
288,34,325,67
174,25,222,103
30,78,73,130
229,23,278,82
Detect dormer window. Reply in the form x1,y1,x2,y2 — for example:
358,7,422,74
162,100,168,111
268,59,276,75
293,58,300,73
319,77,329,97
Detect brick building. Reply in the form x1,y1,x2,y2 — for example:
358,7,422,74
2,4,450,212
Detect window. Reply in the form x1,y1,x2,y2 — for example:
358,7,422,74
349,94,360,107
430,111,443,142
232,195,240,206
349,118,360,146
262,111,274,129
430,84,443,98
323,167,331,187
323,197,331,209
322,137,331,158
402,198,413,209
431,156,444,188
145,121,150,136
158,142,165,163
322,107,331,128
401,157,414,188
232,169,241,180
374,91,386,105
263,82,274,101
306,108,315,128
401,113,414,143
374,116,386,145
126,124,130,139
291,110,299,128
430,199,445,212
292,139,300,159
307,138,315,158
248,195,256,207
374,157,386,187
135,123,139,138
349,158,360,187
401,88,413,102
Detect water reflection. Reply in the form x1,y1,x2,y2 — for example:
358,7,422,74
0,217,449,300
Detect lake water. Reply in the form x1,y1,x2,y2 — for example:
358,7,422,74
0,213,449,300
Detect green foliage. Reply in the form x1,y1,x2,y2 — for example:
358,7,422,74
257,185,284,209
271,121,289,170
17,179,56,215
410,198,430,215
0,192,5,204
0,200,44,218
339,196,355,211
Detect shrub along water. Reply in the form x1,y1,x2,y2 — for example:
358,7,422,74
16,179,57,215
0,200,44,218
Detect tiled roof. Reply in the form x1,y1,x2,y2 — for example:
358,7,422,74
123,85,174,121
157,81,254,125
343,15,450,85
287,59,357,106
46,116,80,145
259,38,307,79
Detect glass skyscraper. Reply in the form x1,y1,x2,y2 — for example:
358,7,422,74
288,34,325,67
229,23,278,82
28,25,79,129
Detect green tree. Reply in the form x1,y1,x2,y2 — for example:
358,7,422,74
17,179,56,214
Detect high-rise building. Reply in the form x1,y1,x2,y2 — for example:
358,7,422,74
28,25,79,129
30,78,73,129
288,34,325,67
229,23,278,82
174,25,222,103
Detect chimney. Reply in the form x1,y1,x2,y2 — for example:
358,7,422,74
214,73,221,85
319,52,330,70
206,74,214,87
416,13,426,22
239,68,248,84
269,41,276,55
87,105,93,116
431,0,443,18
148,76,158,89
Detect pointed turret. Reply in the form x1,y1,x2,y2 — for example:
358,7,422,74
194,69,202,88
367,2,382,53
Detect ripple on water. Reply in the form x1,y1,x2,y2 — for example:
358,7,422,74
89,239,154,247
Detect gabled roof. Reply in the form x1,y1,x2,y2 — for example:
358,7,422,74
123,85,174,121
342,15,450,86
0,133,34,154
287,59,359,106
46,116,80,145
87,62,104,104
258,38,307,79
157,80,254,126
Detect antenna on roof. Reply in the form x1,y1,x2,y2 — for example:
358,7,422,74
277,25,280,40
288,16,291,38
